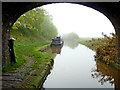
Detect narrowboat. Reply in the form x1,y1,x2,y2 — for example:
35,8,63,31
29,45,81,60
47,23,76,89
50,36,64,47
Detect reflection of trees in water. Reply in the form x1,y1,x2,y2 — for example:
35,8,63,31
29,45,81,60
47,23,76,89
64,40,79,49
91,60,120,89
91,69,114,85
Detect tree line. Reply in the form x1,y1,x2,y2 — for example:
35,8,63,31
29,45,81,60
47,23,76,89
62,32,80,41
11,7,58,40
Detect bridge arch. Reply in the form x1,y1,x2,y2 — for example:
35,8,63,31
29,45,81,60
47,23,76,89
2,2,120,66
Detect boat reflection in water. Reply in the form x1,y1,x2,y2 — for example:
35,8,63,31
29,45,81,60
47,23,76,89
50,46,63,54
50,39,78,54
91,60,120,90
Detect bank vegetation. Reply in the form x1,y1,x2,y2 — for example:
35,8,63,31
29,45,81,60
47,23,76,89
78,33,120,70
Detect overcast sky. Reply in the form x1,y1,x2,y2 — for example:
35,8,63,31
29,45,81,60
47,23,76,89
42,3,115,37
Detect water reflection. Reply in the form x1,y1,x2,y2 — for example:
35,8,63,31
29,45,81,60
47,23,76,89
64,40,79,49
50,46,62,54
42,43,120,88
91,60,120,89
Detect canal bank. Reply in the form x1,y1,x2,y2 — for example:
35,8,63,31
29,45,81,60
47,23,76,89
78,38,120,71
17,58,54,88
16,45,63,88
2,41,56,88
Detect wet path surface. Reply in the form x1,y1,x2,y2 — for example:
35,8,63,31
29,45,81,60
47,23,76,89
2,55,36,88
43,43,120,88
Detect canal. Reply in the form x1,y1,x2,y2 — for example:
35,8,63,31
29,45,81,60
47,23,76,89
42,42,120,88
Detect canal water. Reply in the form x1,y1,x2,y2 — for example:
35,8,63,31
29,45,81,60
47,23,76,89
42,42,120,88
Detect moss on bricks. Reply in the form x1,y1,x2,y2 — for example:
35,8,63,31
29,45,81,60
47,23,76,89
17,62,51,88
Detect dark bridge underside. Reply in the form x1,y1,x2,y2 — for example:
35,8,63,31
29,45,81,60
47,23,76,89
2,2,120,66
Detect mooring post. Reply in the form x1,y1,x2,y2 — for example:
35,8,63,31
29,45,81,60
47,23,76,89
8,38,16,63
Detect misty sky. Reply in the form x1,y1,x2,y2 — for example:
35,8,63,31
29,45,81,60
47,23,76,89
42,3,115,38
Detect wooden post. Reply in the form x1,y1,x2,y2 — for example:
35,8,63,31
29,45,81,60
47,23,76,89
8,38,16,63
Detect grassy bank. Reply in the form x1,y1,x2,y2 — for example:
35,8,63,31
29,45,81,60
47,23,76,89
2,35,57,88
78,36,120,71
78,38,104,50
2,39,53,72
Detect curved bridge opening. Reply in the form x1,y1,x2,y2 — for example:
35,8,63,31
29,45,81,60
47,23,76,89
2,2,120,67
2,2,120,89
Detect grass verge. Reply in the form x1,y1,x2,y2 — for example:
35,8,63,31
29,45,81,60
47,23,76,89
78,38,104,50
2,38,57,88
2,39,52,73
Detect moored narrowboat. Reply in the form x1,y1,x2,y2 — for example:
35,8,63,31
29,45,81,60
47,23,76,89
50,36,64,47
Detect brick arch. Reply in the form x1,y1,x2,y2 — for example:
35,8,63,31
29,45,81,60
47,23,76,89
2,2,120,66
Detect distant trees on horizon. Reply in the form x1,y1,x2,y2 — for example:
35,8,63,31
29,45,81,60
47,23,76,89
62,32,80,41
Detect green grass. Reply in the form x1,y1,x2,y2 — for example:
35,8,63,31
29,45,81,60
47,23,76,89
78,37,104,50
2,37,52,72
